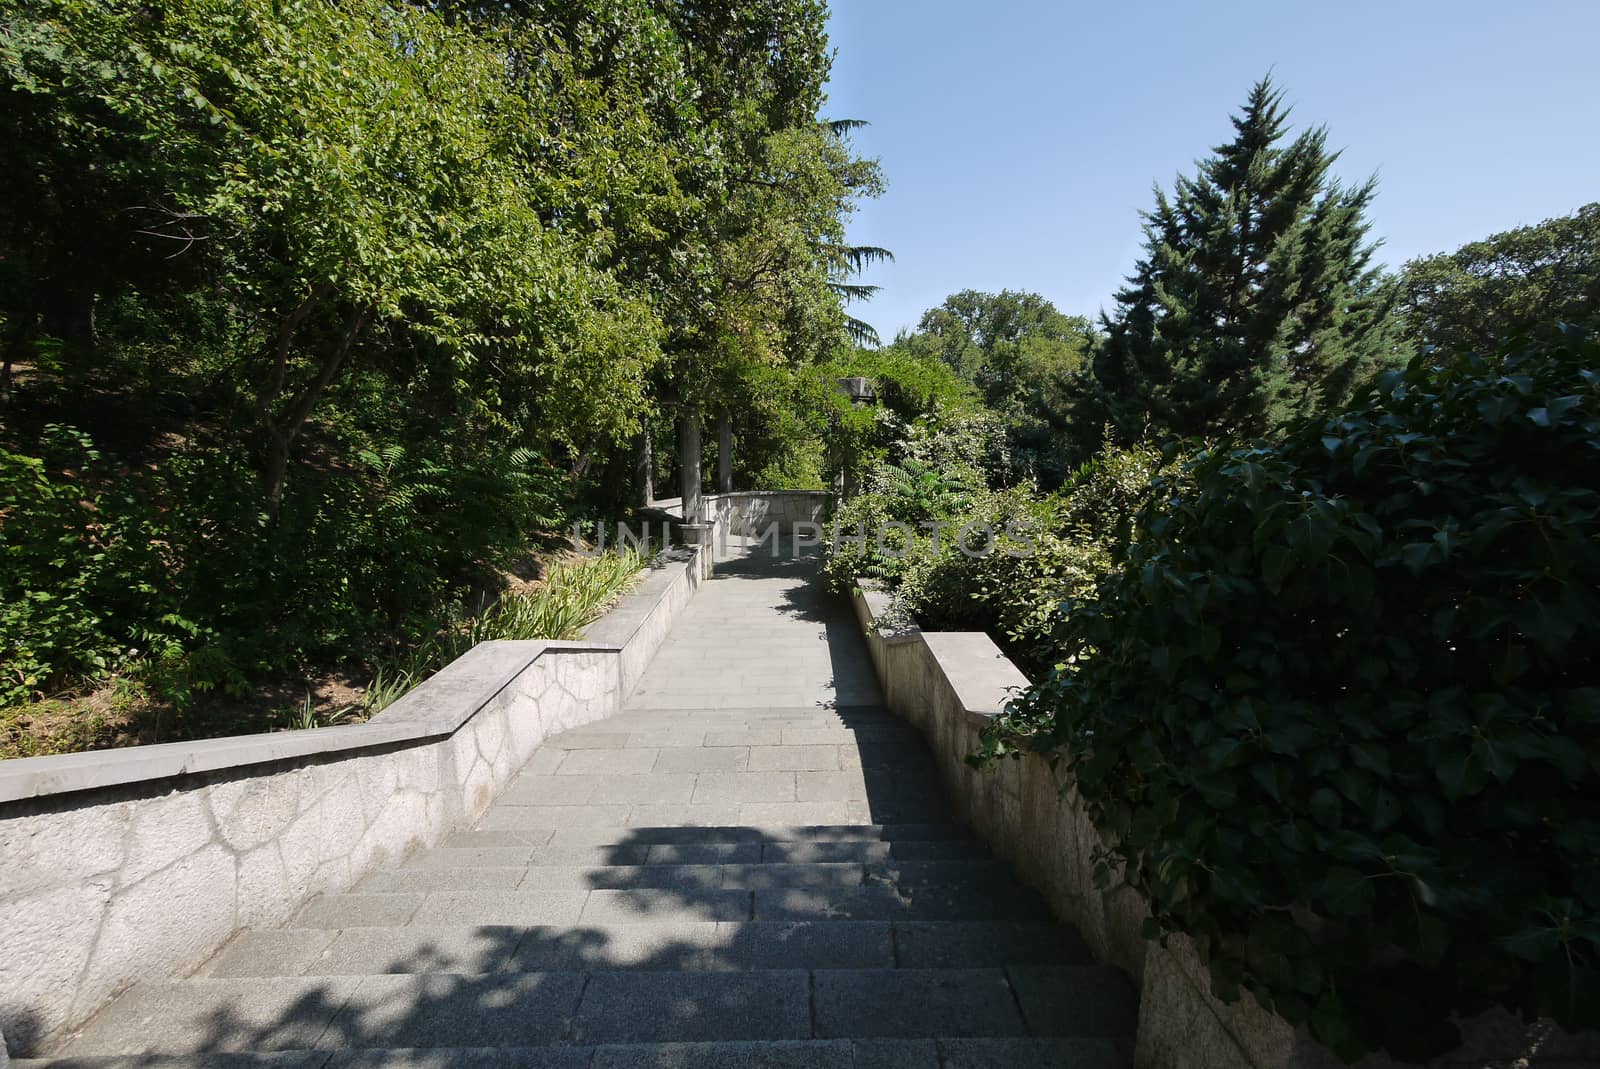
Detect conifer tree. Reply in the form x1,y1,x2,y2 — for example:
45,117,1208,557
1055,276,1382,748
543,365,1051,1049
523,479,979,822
1094,77,1407,440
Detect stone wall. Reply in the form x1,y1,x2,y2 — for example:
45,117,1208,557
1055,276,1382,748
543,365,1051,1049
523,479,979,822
0,546,704,1057
849,580,1596,1069
702,490,832,559
583,545,705,697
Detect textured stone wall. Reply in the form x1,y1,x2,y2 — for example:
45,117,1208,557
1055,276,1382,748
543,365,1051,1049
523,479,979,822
849,581,1595,1069
0,548,704,1056
702,490,832,558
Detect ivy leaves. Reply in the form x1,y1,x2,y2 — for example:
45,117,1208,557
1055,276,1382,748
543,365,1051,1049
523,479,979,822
991,332,1600,1060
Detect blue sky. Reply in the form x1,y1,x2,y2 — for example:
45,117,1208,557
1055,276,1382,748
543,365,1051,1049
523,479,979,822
823,0,1600,341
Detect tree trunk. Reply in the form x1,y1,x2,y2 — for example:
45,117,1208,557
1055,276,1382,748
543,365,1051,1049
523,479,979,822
678,407,702,523
634,415,654,507
261,299,365,522
716,411,733,494
264,425,292,523
44,282,97,373
570,436,598,478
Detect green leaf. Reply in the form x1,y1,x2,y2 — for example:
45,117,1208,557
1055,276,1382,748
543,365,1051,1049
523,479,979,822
1261,544,1293,592
1309,787,1342,829
1399,542,1437,573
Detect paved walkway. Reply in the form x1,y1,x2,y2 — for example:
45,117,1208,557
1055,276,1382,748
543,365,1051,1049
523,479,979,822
29,545,1136,1067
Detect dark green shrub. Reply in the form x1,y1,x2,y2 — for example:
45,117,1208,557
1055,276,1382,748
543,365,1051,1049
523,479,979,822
987,331,1600,1060
0,426,192,704
163,437,572,678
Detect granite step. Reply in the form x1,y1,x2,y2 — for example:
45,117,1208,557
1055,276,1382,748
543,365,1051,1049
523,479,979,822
484,823,980,846
383,850,1013,886
18,1036,1133,1068
285,878,1051,929
198,921,1091,977
43,968,1136,1058
437,831,992,862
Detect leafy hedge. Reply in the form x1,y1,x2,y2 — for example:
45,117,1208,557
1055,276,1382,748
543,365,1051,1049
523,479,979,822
986,331,1600,1060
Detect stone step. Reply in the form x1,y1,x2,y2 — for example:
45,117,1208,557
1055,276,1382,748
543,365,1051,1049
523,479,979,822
514,823,979,846
287,875,1050,929
477,803,954,832
47,968,1135,1057
552,712,906,725
378,853,1015,893
610,707,897,720
199,921,1091,978
18,1036,1133,1067
439,831,993,863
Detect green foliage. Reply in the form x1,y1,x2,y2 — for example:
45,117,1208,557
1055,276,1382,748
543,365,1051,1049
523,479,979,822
0,0,874,742
167,439,574,678
891,290,1101,486
810,345,986,492
827,344,982,424
919,444,1174,674
0,423,574,708
828,439,1172,676
987,331,1600,1060
1096,77,1408,442
0,426,192,704
1399,202,1599,353
822,458,971,595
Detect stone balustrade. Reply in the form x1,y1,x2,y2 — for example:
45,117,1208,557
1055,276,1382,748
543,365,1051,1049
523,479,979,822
701,489,834,560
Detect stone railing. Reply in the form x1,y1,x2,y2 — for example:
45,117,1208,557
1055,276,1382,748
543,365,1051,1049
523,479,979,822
0,545,705,1057
701,489,833,561
849,580,1594,1069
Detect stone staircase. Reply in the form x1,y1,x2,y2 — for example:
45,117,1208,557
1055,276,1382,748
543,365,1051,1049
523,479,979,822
21,549,1137,1067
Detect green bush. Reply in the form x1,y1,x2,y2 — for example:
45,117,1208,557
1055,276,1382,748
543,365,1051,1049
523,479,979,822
907,492,1107,676
922,443,1172,675
1,422,574,712
986,331,1600,1060
0,426,193,704
825,439,1171,677
169,439,573,676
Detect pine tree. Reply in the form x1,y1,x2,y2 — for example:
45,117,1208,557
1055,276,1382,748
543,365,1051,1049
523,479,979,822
1094,77,1407,441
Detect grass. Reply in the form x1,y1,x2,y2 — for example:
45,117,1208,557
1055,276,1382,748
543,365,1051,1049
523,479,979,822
358,547,649,713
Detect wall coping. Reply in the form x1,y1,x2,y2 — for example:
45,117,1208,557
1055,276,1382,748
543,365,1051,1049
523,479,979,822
853,580,1025,727
581,546,695,649
853,580,922,645
0,547,696,806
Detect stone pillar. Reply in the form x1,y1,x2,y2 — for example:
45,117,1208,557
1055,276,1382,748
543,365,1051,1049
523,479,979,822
678,407,702,523
634,416,653,508
716,411,733,494
676,521,715,579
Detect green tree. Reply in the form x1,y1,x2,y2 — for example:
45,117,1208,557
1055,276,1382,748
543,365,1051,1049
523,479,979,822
892,290,1098,486
0,0,878,720
1095,77,1407,442
1398,202,1599,353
